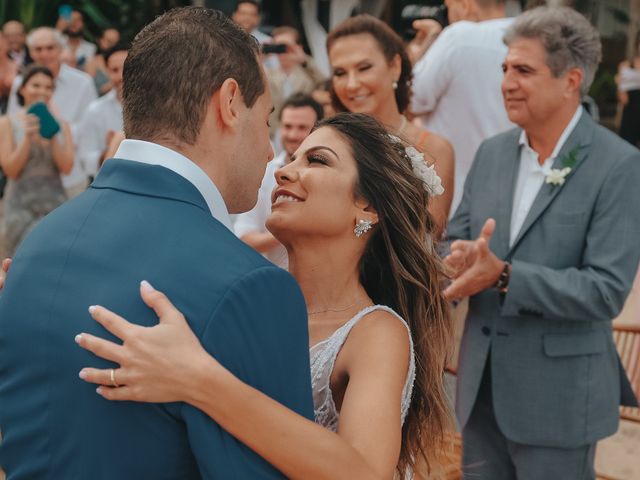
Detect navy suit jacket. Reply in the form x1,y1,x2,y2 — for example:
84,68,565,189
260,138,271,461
0,159,314,479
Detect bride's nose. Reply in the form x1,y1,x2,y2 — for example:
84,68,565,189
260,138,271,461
275,162,299,185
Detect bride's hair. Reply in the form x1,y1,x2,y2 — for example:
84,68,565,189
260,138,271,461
315,112,453,477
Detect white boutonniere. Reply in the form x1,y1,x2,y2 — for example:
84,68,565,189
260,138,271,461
545,167,571,186
544,144,586,187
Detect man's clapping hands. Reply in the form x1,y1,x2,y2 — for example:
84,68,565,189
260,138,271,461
444,219,506,300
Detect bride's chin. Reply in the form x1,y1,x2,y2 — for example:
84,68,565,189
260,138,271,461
265,216,296,242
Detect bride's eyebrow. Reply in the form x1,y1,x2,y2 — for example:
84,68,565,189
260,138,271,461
304,146,340,161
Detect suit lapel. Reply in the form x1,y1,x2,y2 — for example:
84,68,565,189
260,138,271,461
507,112,594,256
495,133,522,259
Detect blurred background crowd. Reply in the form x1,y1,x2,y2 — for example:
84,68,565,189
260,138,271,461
1,0,638,258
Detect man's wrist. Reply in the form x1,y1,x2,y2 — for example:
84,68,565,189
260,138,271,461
494,261,511,293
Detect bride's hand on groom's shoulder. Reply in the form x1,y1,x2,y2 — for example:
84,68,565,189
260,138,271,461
0,258,12,290
75,281,214,404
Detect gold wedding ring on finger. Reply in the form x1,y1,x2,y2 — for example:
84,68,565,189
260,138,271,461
110,368,120,388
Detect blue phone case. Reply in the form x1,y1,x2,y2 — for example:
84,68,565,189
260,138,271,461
26,102,61,139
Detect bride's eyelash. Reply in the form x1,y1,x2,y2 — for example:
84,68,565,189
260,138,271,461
308,154,328,164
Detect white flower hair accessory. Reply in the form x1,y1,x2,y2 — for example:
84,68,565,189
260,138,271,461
389,135,444,197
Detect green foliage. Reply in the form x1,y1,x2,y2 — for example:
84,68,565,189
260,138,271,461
559,145,587,170
589,69,618,105
0,0,190,42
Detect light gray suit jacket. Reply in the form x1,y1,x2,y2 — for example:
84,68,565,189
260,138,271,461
448,111,640,448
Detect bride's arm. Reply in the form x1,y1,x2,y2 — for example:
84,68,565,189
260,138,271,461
77,283,410,480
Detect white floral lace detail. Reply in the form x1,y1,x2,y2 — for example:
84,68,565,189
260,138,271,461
309,305,416,432
388,135,444,197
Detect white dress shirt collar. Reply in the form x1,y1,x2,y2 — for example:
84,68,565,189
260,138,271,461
509,106,583,245
518,105,584,163
114,139,232,230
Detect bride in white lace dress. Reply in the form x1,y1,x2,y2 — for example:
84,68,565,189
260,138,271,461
75,113,453,479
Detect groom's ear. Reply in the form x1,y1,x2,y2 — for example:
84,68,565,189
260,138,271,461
214,78,242,131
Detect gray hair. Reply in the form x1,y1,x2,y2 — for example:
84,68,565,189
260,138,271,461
26,27,64,48
504,6,601,97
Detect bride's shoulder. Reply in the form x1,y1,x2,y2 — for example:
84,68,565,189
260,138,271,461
342,307,412,368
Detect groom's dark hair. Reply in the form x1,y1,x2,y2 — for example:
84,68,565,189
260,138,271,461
122,7,265,145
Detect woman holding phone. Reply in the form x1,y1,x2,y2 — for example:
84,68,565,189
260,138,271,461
0,64,73,256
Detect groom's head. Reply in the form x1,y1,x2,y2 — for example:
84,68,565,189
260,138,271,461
122,7,275,213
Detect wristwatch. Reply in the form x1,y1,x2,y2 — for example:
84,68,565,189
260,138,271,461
495,261,511,294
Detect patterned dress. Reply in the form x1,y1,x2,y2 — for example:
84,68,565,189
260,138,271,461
1,116,67,256
310,305,416,431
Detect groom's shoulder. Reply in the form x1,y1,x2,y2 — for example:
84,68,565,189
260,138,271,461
184,219,298,293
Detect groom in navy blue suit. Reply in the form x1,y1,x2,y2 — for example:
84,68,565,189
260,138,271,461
0,7,313,479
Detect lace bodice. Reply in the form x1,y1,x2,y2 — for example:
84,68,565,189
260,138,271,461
309,305,416,432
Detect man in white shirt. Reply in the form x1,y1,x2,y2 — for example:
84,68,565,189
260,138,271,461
445,7,640,478
76,44,127,179
231,1,279,71
411,0,513,217
235,93,323,268
58,10,97,70
231,1,270,44
2,21,29,69
7,27,97,197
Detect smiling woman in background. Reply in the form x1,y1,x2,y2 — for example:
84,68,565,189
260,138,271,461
327,15,454,237
0,65,73,256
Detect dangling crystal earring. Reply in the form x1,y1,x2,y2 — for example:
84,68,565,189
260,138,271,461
354,219,373,238
392,81,398,90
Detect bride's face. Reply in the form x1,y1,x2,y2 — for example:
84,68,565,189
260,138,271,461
266,126,363,242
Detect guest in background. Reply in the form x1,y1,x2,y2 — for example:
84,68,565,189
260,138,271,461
77,44,127,180
232,0,271,44
0,31,18,114
0,65,73,256
231,0,279,72
411,0,513,218
617,33,640,148
328,14,453,236
57,10,96,71
265,26,325,137
299,0,375,77
235,93,323,269
311,79,336,119
7,27,97,198
446,8,640,478
85,27,122,96
2,21,30,70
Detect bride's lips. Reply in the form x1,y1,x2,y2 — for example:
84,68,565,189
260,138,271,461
271,188,305,206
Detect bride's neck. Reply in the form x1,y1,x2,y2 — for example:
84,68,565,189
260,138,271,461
287,242,369,313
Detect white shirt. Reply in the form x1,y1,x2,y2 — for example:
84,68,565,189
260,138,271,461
509,106,583,245
8,48,27,68
114,139,232,231
8,63,98,188
234,151,288,268
300,0,360,77
63,37,97,68
76,90,123,178
412,18,515,217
